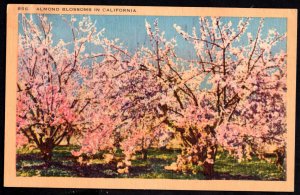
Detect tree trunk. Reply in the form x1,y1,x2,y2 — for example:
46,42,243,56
141,149,148,160
202,145,217,177
40,138,55,166
66,136,71,146
166,120,218,177
275,147,285,169
41,148,53,166
203,162,214,176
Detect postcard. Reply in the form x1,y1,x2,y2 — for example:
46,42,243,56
4,4,297,191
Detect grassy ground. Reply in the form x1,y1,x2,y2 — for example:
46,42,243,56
16,145,285,180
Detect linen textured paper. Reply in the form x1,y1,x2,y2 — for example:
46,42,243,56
5,4,297,191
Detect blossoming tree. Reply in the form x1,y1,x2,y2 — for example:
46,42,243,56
166,17,287,175
17,14,106,164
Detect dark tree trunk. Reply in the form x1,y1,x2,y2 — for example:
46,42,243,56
42,149,53,166
202,145,217,177
203,162,214,177
275,147,285,169
40,138,55,166
141,149,148,160
66,136,71,146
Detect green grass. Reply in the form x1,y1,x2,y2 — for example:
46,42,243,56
16,145,285,180
214,151,285,180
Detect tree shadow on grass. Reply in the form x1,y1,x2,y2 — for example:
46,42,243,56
17,153,42,161
127,165,152,177
16,149,285,180
16,152,120,177
75,163,119,178
202,171,284,181
208,172,262,180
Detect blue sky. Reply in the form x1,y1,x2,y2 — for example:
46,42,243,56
19,14,287,59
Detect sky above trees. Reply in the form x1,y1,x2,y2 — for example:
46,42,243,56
19,14,286,59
